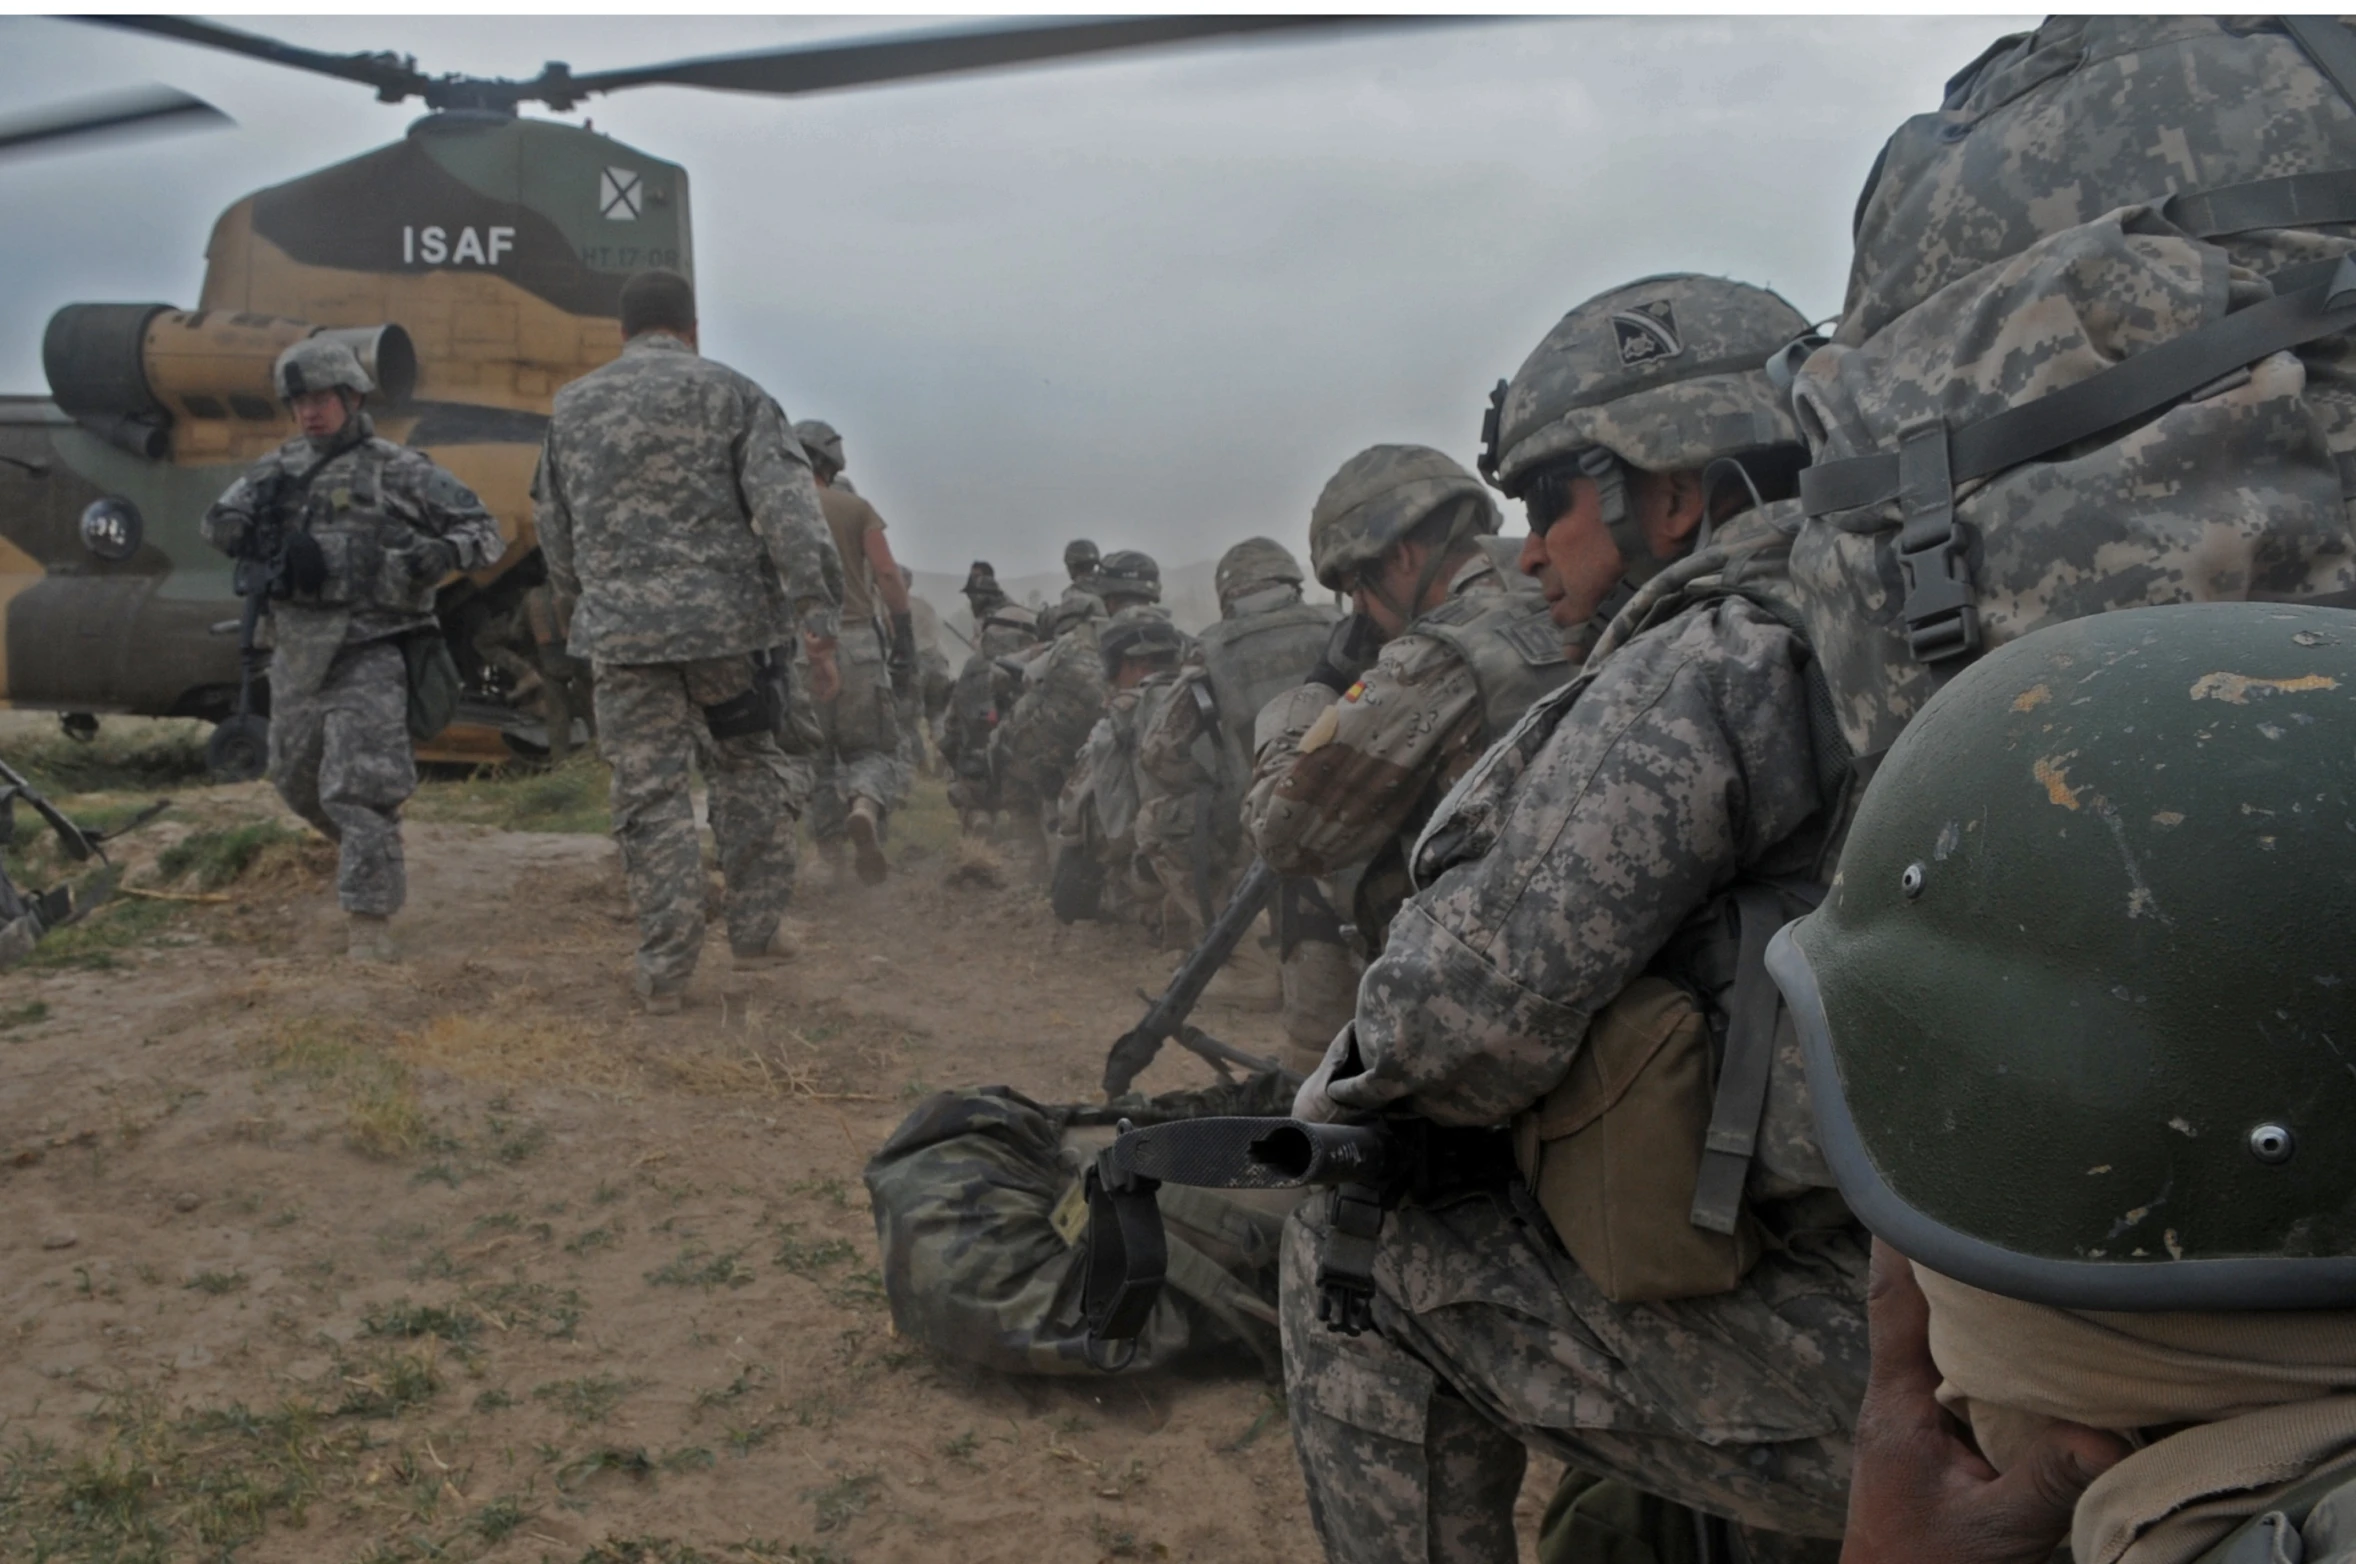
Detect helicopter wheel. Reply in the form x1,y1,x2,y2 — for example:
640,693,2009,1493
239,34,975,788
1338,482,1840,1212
206,714,270,783
59,713,98,742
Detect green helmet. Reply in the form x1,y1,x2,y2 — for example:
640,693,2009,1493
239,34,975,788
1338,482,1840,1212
1214,536,1305,612
793,418,845,476
1041,587,1106,640
1480,274,1808,586
1065,538,1102,581
1098,605,1187,681
274,336,373,401
1308,444,1497,596
1095,549,1161,606
1769,602,2356,1311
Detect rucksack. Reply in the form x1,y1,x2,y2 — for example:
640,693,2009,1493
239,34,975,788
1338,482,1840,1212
1790,15,2356,757
863,1073,1299,1378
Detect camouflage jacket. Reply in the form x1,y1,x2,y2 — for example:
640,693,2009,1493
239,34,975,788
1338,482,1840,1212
203,414,502,693
1242,551,1521,899
1061,680,1149,846
534,332,842,665
995,615,1107,793
1336,545,1836,1128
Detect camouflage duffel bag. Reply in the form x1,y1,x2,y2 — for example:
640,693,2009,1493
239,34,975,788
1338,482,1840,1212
862,1073,1299,1377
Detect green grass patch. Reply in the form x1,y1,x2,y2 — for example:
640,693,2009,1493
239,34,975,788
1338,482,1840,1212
804,1469,882,1533
647,1245,755,1291
532,1374,640,1426
773,1227,857,1276
361,1299,481,1352
333,1345,441,1418
6,718,211,797
184,1268,248,1296
153,819,298,891
0,999,49,1032
409,754,610,835
13,893,180,973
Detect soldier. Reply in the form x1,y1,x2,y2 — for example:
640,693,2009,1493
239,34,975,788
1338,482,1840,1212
1134,537,1340,1050
202,337,502,962
1279,276,1856,1562
898,565,954,772
1771,604,2356,1564
942,563,1038,830
1242,445,1575,955
535,268,842,1015
794,418,911,885
1064,537,1101,589
995,549,1161,859
1051,603,1190,927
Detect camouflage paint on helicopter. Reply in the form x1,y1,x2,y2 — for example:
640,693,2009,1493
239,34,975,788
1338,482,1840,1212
1,114,691,763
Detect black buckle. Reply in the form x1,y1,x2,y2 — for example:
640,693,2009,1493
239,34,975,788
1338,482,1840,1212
1893,419,1982,666
1081,1124,1165,1368
1477,378,1509,485
1314,1181,1383,1336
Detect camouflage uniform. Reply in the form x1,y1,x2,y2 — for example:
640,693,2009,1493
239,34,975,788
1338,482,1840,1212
1285,279,1869,1562
1055,606,1190,929
1288,521,1867,1558
1243,547,1558,948
203,411,501,916
942,601,1039,821
535,331,842,995
993,592,1109,834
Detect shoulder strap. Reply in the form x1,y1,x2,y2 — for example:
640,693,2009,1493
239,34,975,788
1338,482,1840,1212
2285,15,2356,113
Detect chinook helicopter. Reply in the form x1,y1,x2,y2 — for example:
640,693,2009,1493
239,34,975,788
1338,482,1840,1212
0,15,1377,777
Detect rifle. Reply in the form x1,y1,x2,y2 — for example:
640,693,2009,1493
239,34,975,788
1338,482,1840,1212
0,756,168,969
1080,1112,1515,1358
1101,856,1283,1097
228,470,295,732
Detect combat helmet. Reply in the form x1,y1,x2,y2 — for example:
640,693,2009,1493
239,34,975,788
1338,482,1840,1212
794,419,845,478
274,336,373,402
1214,536,1305,614
1095,549,1161,607
1065,538,1102,582
961,561,1006,610
1098,605,1188,682
1309,444,1498,617
1480,274,1808,586
1768,602,2356,1311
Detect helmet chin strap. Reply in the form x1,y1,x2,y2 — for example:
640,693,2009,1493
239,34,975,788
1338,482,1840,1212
1580,447,1668,589
1372,498,1480,629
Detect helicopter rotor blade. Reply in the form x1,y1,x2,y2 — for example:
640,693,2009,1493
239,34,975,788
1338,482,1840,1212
82,15,430,103
549,16,1409,105
0,85,228,160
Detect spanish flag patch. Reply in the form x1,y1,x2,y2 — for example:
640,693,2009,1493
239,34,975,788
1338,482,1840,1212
1343,680,1368,703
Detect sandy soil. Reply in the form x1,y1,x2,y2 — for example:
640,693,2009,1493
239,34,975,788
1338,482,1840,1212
0,768,1564,1562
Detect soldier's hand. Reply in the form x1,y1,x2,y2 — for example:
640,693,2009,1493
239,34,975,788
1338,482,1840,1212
805,635,842,704
1840,1240,2127,1564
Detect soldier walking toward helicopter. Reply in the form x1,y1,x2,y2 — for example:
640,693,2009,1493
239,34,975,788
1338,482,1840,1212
201,337,502,964
534,269,844,1015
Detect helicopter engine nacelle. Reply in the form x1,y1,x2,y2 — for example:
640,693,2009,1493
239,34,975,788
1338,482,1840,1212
42,304,417,460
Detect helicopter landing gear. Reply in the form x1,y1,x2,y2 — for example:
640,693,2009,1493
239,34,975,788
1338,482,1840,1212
59,712,98,742
206,713,269,783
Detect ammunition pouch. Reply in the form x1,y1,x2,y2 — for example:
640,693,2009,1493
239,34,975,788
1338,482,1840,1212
398,628,463,742
701,684,774,742
1512,976,1765,1304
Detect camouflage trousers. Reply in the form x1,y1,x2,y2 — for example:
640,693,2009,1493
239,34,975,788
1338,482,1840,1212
594,655,803,993
269,637,415,918
810,625,907,842
1280,1185,1868,1563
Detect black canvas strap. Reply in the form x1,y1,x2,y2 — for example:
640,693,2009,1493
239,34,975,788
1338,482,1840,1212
1802,256,2356,522
1689,885,1790,1237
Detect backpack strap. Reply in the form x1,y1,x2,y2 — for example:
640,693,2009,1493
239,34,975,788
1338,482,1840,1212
2285,15,2356,114
1801,258,2356,666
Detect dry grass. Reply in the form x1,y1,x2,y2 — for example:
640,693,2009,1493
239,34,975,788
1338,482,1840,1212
943,837,1008,889
397,1012,641,1096
247,1016,431,1158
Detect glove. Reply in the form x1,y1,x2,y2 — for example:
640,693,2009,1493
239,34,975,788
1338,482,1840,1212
281,531,328,598
888,611,917,696
1306,613,1384,694
1291,1024,1362,1123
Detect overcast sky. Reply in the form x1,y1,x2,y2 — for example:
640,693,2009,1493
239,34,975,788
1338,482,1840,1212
0,13,2027,578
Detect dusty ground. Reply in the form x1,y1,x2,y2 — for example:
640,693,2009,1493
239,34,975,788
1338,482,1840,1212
0,719,1564,1563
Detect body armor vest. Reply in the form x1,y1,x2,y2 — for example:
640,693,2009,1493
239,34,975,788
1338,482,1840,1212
1408,585,1577,745
1196,594,1340,770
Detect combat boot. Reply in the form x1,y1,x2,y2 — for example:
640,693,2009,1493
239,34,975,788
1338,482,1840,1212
847,795,889,885
347,912,398,964
732,922,803,969
633,970,686,1016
